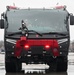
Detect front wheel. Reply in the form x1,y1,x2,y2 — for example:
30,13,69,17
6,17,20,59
45,56,68,72
56,57,68,72
5,58,22,73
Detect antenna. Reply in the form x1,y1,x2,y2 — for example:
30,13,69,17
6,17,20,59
56,3,59,5
13,3,15,6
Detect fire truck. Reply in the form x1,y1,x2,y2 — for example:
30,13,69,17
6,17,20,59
0,5,74,73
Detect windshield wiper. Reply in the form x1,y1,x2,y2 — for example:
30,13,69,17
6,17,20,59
42,32,68,36
8,30,42,36
28,30,42,36
7,31,22,36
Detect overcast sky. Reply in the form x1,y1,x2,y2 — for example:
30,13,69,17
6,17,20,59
0,0,74,41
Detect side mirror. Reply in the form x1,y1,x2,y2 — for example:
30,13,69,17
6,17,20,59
0,19,4,29
70,15,74,25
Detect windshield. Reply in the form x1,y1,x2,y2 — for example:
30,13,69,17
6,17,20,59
6,9,68,33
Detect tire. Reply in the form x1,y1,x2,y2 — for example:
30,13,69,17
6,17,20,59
5,58,22,73
45,56,68,72
46,62,56,73
56,57,68,72
45,59,56,73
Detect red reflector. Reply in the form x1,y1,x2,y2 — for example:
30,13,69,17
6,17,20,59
52,48,59,56
53,48,58,52
24,45,30,49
